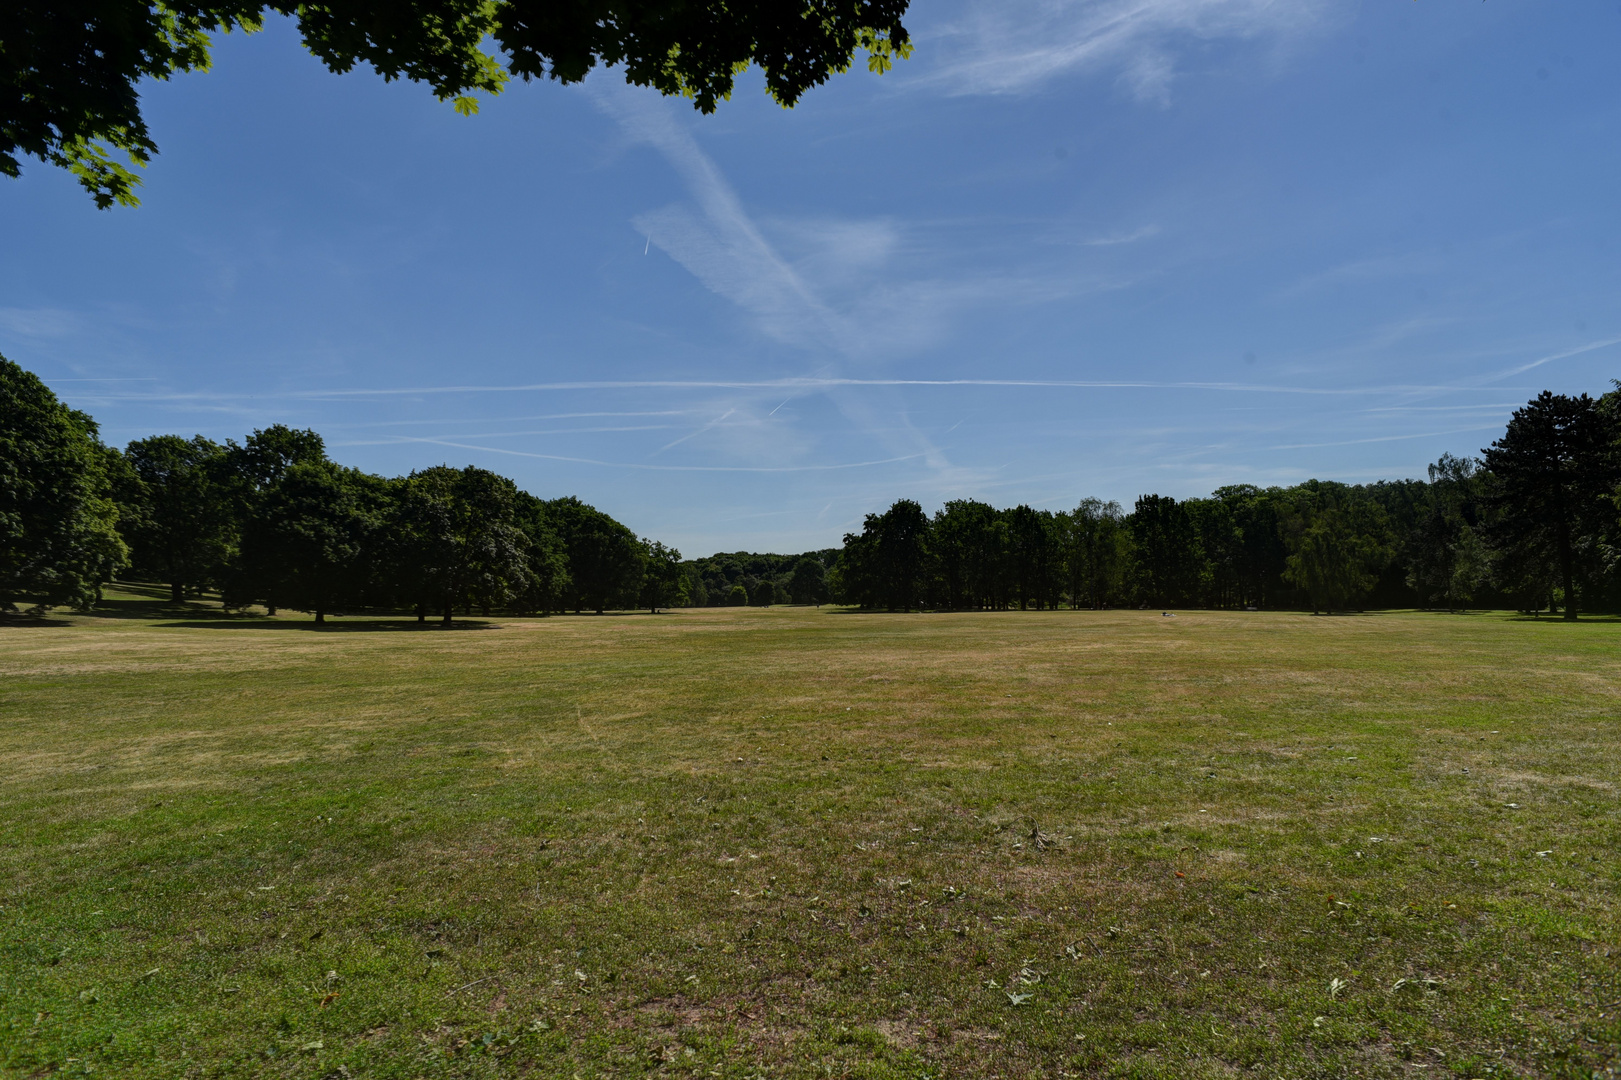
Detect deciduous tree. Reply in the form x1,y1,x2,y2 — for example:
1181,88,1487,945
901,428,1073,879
547,496,643,614
220,424,327,613
0,356,128,610
1406,453,1489,611
1128,494,1202,608
931,499,1004,610
236,460,390,622
845,498,930,611
511,491,571,616
641,539,682,613
394,466,527,624
788,556,828,606
121,433,233,603
1063,498,1125,610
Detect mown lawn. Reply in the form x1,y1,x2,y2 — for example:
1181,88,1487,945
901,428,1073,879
1,589,1617,1079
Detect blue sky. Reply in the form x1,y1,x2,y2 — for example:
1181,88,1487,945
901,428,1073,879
4,0,1619,556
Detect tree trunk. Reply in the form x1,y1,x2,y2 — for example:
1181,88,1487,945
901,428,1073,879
1558,519,1577,620
442,605,453,626
267,604,277,616
416,604,425,624
170,580,183,604
315,610,324,624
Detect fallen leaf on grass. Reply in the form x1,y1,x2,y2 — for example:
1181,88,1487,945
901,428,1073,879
1005,992,1032,1006
1328,977,1347,999
319,991,339,1008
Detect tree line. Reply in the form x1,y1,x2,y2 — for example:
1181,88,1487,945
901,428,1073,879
679,551,838,609
832,388,1621,619
5,352,1619,620
1,356,683,621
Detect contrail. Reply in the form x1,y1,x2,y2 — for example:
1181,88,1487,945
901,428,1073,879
387,436,924,473
1482,335,1621,382
289,378,1488,399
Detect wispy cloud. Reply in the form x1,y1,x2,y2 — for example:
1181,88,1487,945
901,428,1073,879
0,307,81,338
328,411,694,429
1266,425,1506,451
920,0,1330,102
340,425,679,445
655,408,737,454
71,376,1534,402
1273,251,1444,300
591,82,1121,479
363,436,924,473
1482,335,1621,382
596,84,1078,364
1085,224,1162,246
595,86,843,351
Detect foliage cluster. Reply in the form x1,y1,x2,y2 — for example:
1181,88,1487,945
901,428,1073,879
683,549,839,609
832,390,1621,618
1,355,682,620
0,358,128,610
2,0,911,207
9,355,1621,620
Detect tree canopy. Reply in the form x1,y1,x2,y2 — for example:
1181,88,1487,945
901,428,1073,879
0,355,127,611
9,355,1621,623
121,433,234,603
3,0,912,208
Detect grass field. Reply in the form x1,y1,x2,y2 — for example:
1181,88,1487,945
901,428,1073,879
2,588,1618,1079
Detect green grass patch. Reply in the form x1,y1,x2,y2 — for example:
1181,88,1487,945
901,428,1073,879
2,595,1618,1078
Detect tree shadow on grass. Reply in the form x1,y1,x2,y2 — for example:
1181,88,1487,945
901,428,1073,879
91,599,226,620
0,612,74,629
162,619,499,632
1502,613,1621,623
88,582,233,621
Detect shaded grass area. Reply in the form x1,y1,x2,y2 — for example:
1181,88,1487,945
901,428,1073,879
1,591,1618,1078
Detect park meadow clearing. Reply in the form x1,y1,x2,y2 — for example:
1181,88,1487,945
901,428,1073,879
1,593,1618,1080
